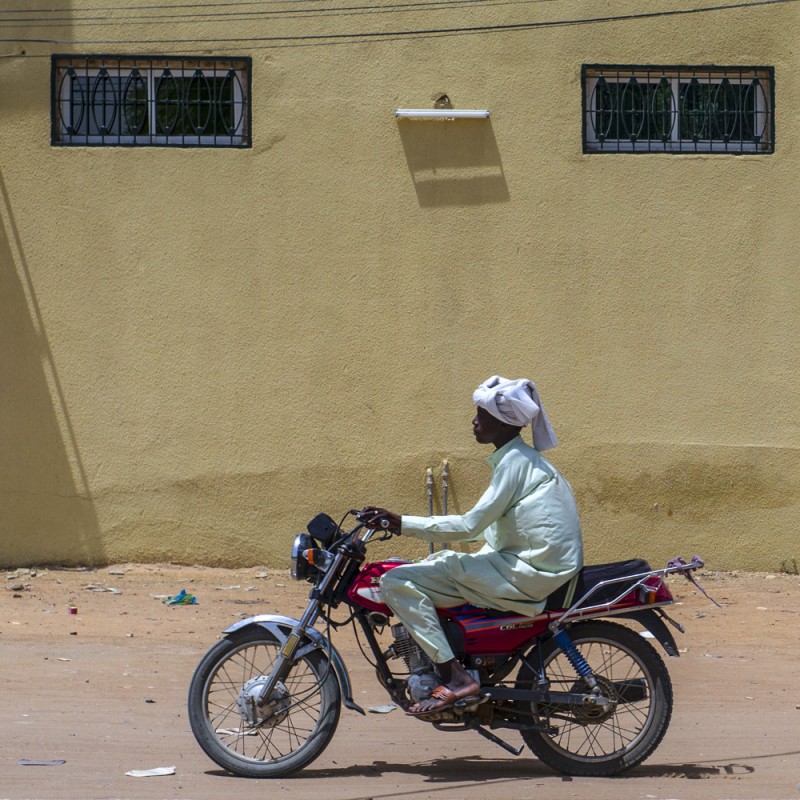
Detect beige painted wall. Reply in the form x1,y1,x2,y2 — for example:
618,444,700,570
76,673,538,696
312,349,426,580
0,1,797,570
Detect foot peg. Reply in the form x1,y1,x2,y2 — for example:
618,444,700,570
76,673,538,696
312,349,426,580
454,694,487,711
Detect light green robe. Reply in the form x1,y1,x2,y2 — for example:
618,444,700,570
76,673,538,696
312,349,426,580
380,436,583,661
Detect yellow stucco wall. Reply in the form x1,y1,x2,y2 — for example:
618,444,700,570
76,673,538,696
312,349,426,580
0,1,798,570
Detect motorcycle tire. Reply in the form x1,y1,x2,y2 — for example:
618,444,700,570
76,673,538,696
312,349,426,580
188,627,341,778
516,620,673,777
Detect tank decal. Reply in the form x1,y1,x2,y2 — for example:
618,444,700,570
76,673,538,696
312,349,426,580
354,586,383,604
444,604,549,632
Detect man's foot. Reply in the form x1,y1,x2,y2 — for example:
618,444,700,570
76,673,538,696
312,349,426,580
406,677,481,717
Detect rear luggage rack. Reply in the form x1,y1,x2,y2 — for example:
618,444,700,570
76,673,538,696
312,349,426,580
550,556,705,631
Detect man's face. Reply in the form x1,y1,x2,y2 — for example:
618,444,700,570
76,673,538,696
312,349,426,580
472,406,507,444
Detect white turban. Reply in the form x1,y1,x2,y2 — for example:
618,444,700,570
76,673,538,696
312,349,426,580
473,375,558,451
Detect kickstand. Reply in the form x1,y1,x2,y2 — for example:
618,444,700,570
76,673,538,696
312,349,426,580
470,723,524,756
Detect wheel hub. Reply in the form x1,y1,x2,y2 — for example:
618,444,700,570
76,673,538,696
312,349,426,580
569,676,618,725
236,676,292,728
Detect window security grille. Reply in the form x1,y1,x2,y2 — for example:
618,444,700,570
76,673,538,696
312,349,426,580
52,55,252,147
582,65,774,154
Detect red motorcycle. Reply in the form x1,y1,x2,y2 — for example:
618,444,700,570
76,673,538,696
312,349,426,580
188,510,704,778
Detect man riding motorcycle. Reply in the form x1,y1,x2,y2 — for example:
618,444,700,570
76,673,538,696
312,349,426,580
361,375,584,717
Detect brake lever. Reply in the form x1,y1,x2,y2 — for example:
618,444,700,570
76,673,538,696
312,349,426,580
350,509,394,531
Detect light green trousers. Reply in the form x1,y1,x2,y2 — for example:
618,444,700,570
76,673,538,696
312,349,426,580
379,554,466,663
380,549,553,663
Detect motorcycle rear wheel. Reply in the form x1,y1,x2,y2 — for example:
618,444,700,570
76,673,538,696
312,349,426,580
188,628,341,778
517,620,673,777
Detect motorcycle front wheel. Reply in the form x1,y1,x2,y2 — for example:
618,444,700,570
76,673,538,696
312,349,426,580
188,628,341,778
516,620,673,777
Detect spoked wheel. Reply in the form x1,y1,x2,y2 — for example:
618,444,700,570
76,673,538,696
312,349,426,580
188,628,341,777
516,620,673,776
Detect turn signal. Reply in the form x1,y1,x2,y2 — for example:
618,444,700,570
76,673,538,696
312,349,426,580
303,548,334,572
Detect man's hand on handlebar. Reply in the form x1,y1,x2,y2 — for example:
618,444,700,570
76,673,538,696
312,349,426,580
358,506,402,533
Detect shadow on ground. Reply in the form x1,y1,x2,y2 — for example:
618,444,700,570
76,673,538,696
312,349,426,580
206,751,774,782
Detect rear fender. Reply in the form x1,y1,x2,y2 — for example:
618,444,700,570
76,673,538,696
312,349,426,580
618,609,680,657
224,614,365,715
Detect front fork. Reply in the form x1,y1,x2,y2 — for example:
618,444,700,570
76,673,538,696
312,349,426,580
235,599,324,725
247,548,352,716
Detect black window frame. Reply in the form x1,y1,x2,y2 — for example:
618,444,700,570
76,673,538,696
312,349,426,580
582,64,775,155
51,54,252,148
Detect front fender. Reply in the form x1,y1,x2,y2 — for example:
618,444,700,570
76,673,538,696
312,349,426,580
224,614,365,715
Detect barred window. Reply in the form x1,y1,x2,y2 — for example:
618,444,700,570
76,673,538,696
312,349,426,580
52,55,251,147
583,65,774,154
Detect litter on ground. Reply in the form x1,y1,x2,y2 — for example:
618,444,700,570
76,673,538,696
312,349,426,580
163,589,198,605
125,766,176,777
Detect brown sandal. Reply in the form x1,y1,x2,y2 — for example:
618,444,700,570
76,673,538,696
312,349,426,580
406,685,480,717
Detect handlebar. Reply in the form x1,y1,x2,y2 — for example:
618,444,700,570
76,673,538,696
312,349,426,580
349,509,396,532
357,523,395,543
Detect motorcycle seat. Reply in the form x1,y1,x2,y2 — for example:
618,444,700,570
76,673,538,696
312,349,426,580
443,559,653,619
544,559,652,610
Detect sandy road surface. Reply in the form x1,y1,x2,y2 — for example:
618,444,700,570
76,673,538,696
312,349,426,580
2,564,799,800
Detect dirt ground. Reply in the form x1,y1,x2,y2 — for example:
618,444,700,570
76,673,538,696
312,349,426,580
2,562,799,800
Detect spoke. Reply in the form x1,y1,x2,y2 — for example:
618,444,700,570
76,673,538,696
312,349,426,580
613,710,649,736
285,713,308,750
239,648,257,681
618,700,649,723
581,723,603,756
208,698,239,724
597,648,633,678
252,731,277,760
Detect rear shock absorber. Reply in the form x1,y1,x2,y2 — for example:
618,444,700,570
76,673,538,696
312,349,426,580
552,628,599,691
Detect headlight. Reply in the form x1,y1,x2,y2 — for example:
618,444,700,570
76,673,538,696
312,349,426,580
291,533,314,581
